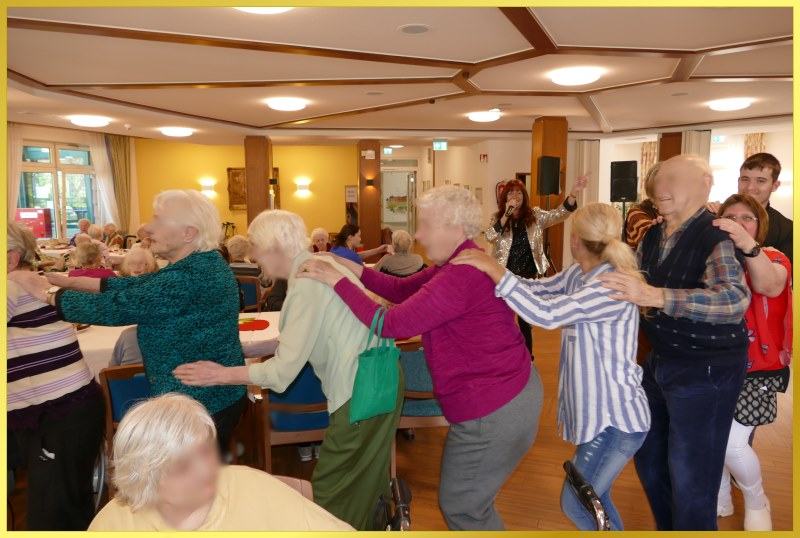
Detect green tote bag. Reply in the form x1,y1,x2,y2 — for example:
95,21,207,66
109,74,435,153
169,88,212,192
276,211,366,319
350,308,400,424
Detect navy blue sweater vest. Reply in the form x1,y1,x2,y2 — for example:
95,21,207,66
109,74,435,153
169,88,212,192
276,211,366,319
640,211,748,361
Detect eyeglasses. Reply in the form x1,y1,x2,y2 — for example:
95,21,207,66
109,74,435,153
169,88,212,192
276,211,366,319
723,215,758,223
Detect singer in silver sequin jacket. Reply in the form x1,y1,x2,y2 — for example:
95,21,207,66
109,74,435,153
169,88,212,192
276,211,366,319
485,201,577,275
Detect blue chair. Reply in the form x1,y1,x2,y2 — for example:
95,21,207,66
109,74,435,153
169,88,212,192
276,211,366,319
236,275,264,313
99,364,151,498
391,342,449,475
254,362,329,472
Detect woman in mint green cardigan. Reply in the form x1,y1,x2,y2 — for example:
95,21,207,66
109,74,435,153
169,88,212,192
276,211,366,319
10,190,247,450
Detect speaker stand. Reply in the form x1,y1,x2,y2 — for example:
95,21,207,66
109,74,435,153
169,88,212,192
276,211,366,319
620,201,629,242
542,195,556,278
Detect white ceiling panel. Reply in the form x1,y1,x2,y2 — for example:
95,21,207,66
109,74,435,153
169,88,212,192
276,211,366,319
693,45,792,76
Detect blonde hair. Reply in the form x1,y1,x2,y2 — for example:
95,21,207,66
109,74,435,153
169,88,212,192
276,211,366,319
77,218,91,228
248,210,309,259
87,224,103,240
152,190,222,252
643,162,660,200
416,186,482,240
112,393,217,511
7,223,38,268
391,229,413,253
73,241,103,268
74,233,91,245
572,203,645,287
310,227,329,242
120,248,159,276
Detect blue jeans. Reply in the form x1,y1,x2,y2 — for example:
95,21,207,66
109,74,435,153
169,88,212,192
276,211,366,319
560,426,647,530
633,351,747,530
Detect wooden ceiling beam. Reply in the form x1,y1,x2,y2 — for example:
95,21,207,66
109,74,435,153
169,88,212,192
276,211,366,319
577,94,612,134
45,77,455,91
689,74,792,82
498,8,557,51
451,71,482,96
698,36,791,56
671,55,706,82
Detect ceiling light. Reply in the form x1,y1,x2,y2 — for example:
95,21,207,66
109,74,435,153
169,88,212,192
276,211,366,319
389,145,404,148
548,66,604,86
467,109,501,123
266,97,309,111
708,98,753,111
68,115,110,127
234,7,294,15
160,127,194,137
399,24,431,35
366,91,384,96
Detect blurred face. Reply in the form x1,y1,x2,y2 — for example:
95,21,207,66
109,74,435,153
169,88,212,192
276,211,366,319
126,253,150,276
653,158,709,220
347,231,362,249
157,438,220,513
250,240,293,279
78,221,90,233
721,202,759,241
104,224,116,237
414,206,464,265
738,167,779,207
313,235,328,251
506,188,524,211
145,204,196,260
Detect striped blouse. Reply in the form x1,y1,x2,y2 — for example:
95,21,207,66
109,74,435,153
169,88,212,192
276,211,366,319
7,280,95,429
495,263,651,445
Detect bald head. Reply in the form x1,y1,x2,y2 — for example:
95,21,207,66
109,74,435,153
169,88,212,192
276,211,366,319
653,154,714,226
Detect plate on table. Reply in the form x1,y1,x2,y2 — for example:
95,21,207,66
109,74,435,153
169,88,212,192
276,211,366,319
238,318,270,331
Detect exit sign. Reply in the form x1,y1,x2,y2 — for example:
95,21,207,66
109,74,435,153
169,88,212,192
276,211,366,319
433,140,448,151
383,147,393,154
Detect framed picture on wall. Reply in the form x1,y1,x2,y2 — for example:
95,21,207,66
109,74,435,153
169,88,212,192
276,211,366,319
271,167,281,210
345,185,359,225
227,168,247,210
463,184,471,192
475,187,483,204
422,180,431,192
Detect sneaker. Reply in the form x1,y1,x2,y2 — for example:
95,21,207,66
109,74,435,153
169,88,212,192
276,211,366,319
744,498,771,531
313,442,321,460
298,445,313,462
717,502,734,517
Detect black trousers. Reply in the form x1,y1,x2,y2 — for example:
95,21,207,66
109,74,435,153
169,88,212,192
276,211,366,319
13,391,106,531
211,396,247,453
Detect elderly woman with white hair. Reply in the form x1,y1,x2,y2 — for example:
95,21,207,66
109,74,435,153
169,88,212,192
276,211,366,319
89,393,352,531
372,229,425,276
7,223,105,530
69,217,92,246
310,227,332,252
8,190,247,451
85,223,111,267
297,186,543,530
103,222,124,249
173,209,404,531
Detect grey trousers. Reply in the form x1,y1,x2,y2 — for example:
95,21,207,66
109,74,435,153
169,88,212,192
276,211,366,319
439,365,543,530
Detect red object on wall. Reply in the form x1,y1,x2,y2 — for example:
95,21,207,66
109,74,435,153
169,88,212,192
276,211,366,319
16,208,53,238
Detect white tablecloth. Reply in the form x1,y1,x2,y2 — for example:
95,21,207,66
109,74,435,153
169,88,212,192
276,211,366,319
77,311,280,378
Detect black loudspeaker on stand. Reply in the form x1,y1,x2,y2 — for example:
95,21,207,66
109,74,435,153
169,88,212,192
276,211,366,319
537,156,561,276
610,160,638,240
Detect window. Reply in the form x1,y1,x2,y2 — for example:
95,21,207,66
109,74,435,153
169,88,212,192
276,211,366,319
17,142,98,239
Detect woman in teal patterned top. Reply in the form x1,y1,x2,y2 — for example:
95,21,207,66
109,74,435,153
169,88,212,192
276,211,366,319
11,190,246,450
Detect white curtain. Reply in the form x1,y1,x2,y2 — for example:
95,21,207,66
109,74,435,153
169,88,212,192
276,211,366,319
681,130,711,160
563,139,600,266
8,122,24,219
128,137,141,232
87,132,120,226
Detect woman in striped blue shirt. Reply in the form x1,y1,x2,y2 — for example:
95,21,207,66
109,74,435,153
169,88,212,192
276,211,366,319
453,202,650,531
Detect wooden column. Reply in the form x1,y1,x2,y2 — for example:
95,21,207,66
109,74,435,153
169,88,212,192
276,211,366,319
530,116,568,273
357,139,382,262
658,132,681,162
244,136,273,225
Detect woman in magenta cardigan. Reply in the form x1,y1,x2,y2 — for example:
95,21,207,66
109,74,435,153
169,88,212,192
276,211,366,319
298,185,543,531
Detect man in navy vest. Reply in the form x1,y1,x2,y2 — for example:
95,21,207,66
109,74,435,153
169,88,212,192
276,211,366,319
599,154,750,530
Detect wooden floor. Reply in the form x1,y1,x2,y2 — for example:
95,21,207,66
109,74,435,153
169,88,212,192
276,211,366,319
8,327,793,531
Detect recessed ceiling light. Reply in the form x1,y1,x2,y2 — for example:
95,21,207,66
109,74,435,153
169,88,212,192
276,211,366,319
366,91,384,96
160,127,194,137
234,7,293,14
390,145,404,148
399,24,431,35
265,97,309,111
671,92,689,97
496,103,513,109
548,66,604,86
708,98,753,111
467,109,501,123
68,115,110,127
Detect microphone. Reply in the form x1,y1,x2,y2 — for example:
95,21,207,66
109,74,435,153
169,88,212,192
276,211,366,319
505,205,515,217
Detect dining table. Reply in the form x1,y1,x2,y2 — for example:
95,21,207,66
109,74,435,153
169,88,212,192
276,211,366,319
76,311,280,379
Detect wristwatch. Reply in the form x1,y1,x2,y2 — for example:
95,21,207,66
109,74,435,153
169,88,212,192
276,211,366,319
46,286,60,305
742,242,762,258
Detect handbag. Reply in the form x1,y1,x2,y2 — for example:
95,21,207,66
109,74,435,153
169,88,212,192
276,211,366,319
734,368,790,426
350,308,400,424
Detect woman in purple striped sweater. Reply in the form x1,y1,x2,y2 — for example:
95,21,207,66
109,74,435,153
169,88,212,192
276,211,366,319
298,186,543,530
6,223,105,530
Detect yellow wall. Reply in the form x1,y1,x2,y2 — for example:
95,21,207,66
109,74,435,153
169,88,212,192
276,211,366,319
273,145,359,235
134,139,359,238
134,138,249,234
